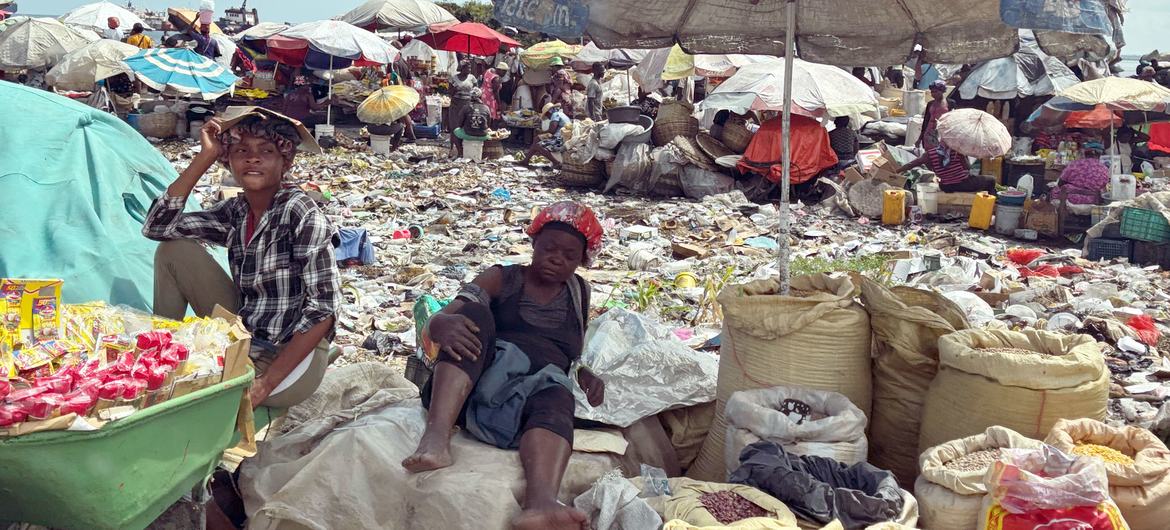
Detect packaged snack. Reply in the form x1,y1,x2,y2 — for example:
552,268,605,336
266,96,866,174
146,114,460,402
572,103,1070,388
98,334,134,364
60,386,98,416
0,378,10,400
0,279,63,345
21,392,63,421
32,297,60,340
33,374,72,395
135,330,173,354
7,385,47,403
0,404,26,427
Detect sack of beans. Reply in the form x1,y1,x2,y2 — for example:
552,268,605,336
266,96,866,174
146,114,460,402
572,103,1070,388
689,274,871,482
979,445,1130,530
859,278,968,488
660,479,798,527
1045,418,1170,529
723,386,868,474
915,426,1043,530
919,329,1109,454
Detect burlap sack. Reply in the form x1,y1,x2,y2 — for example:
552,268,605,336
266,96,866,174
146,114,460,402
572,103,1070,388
1046,418,1170,530
664,480,798,528
919,329,1108,453
859,279,968,488
724,386,868,473
915,426,1043,530
660,402,717,473
688,274,871,482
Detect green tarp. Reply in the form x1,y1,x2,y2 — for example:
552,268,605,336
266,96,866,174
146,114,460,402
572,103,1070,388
0,81,201,310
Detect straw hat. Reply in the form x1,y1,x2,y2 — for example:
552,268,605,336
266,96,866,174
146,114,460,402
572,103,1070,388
496,62,510,72
542,102,558,116
672,136,719,171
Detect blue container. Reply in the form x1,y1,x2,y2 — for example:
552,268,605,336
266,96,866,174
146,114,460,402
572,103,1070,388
126,113,142,130
413,124,441,139
996,190,1028,206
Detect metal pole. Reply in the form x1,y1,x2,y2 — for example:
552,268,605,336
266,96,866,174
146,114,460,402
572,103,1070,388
777,0,796,294
327,54,334,125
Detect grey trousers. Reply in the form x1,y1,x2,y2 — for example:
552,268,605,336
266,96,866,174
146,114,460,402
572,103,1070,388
153,240,329,408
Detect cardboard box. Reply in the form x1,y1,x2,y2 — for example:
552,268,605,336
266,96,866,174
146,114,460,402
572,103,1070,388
1023,201,1059,237
843,167,865,184
856,147,884,173
870,166,908,188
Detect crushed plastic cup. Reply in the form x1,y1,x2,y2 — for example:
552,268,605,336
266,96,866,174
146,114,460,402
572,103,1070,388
1046,312,1083,332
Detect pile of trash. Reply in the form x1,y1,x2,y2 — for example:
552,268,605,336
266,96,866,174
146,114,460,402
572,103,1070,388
154,134,1170,439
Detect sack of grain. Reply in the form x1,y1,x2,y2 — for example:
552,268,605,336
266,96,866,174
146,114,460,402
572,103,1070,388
724,386,868,474
634,477,797,528
1046,418,1170,530
688,274,871,482
859,278,968,488
915,426,1043,530
919,328,1108,454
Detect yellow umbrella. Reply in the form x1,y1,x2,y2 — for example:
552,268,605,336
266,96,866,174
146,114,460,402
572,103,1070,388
1058,77,1170,112
519,40,582,69
357,85,421,124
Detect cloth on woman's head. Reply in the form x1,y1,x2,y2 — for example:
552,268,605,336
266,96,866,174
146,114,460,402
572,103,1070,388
929,80,947,91
293,76,308,86
217,115,303,165
526,201,604,266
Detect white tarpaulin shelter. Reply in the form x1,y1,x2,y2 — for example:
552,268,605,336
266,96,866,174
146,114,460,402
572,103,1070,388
0,17,95,70
959,31,1079,100
232,22,288,42
339,0,458,32
571,41,648,70
279,21,399,65
45,39,137,90
399,37,456,77
60,2,151,33
699,57,879,118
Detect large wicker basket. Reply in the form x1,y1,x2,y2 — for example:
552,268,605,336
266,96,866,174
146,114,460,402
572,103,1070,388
483,140,505,160
137,112,178,139
652,98,699,147
721,115,752,154
556,158,605,188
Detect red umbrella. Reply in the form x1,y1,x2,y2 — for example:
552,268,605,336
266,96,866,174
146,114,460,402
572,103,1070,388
418,21,519,57
1064,104,1123,129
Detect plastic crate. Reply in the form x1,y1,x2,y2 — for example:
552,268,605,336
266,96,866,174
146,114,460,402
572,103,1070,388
1132,241,1170,268
413,123,441,139
1120,207,1170,243
1086,238,1133,261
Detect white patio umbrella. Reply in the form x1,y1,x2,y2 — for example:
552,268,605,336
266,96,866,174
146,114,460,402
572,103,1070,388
936,108,1012,158
45,39,137,90
60,2,151,33
0,17,94,70
278,21,399,124
233,22,288,42
699,58,878,118
339,0,458,32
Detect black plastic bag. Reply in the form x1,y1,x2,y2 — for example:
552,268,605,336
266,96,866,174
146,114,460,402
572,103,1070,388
729,441,904,529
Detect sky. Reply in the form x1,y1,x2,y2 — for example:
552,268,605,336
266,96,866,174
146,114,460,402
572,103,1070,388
21,0,1167,54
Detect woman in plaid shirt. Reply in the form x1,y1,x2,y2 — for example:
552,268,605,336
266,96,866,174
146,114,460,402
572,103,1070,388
143,108,341,409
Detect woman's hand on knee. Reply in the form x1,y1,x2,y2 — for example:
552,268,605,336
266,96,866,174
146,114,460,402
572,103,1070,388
577,367,605,407
429,313,482,362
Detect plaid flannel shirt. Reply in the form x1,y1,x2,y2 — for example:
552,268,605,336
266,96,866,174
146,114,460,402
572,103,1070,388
143,188,341,345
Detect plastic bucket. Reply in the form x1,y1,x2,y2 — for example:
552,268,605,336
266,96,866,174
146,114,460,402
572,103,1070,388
463,140,484,161
370,134,392,156
916,182,939,215
314,124,335,140
995,204,1024,235
903,89,927,116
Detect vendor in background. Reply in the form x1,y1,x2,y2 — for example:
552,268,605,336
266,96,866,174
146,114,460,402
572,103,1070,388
143,110,340,412
188,24,221,60
586,63,606,122
828,116,860,169
518,102,571,169
632,88,660,119
897,139,995,193
124,23,153,49
451,88,492,158
548,57,576,117
403,201,605,530
917,80,950,149
511,80,535,112
447,59,479,142
481,62,507,125
281,76,332,127
851,67,876,88
103,17,123,41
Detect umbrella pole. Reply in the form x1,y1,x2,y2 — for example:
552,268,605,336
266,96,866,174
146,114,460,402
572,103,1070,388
327,54,334,125
777,0,796,294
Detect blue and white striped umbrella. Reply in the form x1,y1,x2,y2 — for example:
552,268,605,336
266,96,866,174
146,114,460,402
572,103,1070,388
123,48,238,101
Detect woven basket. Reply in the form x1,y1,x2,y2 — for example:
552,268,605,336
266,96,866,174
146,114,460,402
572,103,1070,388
556,158,605,188
138,112,177,138
721,116,752,154
482,140,505,160
652,98,699,147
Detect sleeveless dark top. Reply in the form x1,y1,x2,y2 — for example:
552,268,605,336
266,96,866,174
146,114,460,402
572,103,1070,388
490,265,584,373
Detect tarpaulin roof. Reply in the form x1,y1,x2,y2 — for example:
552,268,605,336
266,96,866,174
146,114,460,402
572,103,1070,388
339,0,457,32
0,81,206,310
584,0,1021,66
959,30,1079,100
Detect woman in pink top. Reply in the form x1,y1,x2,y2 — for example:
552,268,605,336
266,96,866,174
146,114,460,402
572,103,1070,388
481,63,506,123
918,80,949,149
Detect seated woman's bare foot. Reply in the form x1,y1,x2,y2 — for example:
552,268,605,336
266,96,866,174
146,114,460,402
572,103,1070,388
511,502,587,530
401,436,453,473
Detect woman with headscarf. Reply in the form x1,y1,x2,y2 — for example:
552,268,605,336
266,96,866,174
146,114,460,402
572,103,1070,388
482,62,508,123
548,57,576,118
447,59,479,140
403,201,606,530
897,138,995,193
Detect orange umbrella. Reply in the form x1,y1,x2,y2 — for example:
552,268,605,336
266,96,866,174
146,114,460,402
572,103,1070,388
1064,104,1123,129
419,22,519,57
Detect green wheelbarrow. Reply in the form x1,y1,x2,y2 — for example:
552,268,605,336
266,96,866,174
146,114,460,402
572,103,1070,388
0,367,254,530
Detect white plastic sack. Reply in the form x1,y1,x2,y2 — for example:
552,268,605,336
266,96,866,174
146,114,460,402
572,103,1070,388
604,143,653,193
573,308,719,428
679,166,736,199
724,386,869,472
594,147,617,162
564,120,603,165
573,471,663,530
599,123,648,150
941,291,996,327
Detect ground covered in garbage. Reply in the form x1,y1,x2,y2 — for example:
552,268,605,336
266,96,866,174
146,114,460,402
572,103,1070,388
155,136,1170,432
